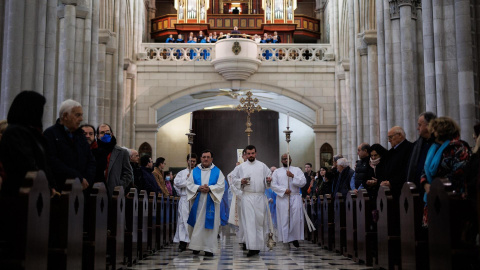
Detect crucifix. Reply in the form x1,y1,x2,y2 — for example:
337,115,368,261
236,91,262,145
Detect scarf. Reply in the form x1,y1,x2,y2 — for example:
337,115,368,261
370,157,381,173
424,140,450,184
187,166,220,229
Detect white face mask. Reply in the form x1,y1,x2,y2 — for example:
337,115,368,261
166,176,171,181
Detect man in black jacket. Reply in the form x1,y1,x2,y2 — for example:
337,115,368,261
44,99,95,192
382,126,414,199
333,158,354,197
354,143,373,191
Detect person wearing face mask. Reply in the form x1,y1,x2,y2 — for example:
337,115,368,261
164,171,175,196
92,123,133,199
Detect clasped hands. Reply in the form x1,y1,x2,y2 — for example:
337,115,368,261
198,184,210,193
241,177,272,185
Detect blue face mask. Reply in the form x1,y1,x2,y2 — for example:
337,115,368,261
101,133,112,143
166,176,171,181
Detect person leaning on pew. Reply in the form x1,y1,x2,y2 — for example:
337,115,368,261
0,91,58,196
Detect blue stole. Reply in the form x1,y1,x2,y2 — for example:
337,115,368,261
423,140,450,202
187,166,220,229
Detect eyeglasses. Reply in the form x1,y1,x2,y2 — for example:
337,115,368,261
387,133,399,140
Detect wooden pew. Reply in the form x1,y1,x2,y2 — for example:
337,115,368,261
334,192,346,254
316,195,324,247
137,190,148,259
428,178,479,269
0,170,50,270
155,194,164,249
164,196,171,245
356,189,377,266
344,191,357,259
147,192,157,252
311,196,318,244
304,197,311,241
173,196,179,238
376,186,400,270
168,196,175,243
82,182,108,270
48,179,84,270
124,188,138,266
400,182,428,270
107,186,125,270
322,194,334,250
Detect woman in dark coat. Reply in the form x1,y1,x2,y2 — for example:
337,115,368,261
364,143,388,201
0,91,55,195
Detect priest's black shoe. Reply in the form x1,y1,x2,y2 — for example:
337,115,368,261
178,241,187,252
291,240,299,248
247,250,260,257
192,250,200,254
242,243,247,251
204,251,214,257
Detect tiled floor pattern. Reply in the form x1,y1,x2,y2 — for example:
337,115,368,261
128,232,373,270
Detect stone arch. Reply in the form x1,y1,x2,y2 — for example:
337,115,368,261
147,81,323,127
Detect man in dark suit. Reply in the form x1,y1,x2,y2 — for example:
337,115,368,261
44,99,95,193
93,123,133,198
232,7,240,14
381,126,414,199
332,158,354,198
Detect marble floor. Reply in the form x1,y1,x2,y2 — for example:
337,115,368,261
128,231,373,270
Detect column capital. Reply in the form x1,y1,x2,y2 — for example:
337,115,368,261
362,30,377,45
398,0,413,7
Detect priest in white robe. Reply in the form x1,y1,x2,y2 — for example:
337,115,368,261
231,145,273,256
227,149,246,249
173,153,197,252
271,153,306,248
186,150,225,256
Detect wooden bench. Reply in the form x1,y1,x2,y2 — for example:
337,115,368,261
322,194,334,250
376,186,400,269
48,179,84,270
334,192,346,254
428,178,479,269
124,188,138,266
107,186,125,270
147,192,157,252
82,182,108,270
0,170,50,270
304,197,311,241
155,194,164,249
137,190,148,259
400,182,428,270
356,189,376,266
345,191,357,259
311,196,318,244
316,195,324,247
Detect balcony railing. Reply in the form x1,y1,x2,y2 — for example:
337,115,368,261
139,43,333,62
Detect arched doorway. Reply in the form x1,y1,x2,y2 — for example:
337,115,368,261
139,142,153,158
320,143,333,168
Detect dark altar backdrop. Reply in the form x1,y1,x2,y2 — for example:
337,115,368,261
192,110,279,175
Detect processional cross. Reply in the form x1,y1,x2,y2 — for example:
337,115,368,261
236,91,262,145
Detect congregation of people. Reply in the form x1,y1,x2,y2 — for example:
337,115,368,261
0,91,479,266
165,28,282,44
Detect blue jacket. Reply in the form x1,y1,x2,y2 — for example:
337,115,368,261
175,38,184,43
166,37,175,43
43,120,96,192
140,167,161,194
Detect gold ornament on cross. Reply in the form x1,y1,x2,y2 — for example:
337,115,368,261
236,91,262,144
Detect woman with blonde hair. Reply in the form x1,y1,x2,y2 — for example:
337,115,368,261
420,117,471,226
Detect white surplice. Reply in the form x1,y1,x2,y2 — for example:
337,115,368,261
186,164,225,253
271,166,306,243
227,165,245,243
173,168,191,243
231,159,272,251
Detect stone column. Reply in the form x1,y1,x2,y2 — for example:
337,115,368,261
348,0,358,156
422,0,436,113
21,0,38,91
359,46,368,143
57,4,76,109
377,0,388,146
116,0,126,145
399,0,415,139
432,0,446,116
110,1,120,137
364,31,379,144
1,0,26,118
97,30,111,125
89,0,99,125
44,0,58,126
0,0,5,92
414,1,425,116
455,0,476,141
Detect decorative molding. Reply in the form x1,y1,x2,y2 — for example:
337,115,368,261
337,73,346,80
389,0,400,20
362,30,377,45
312,124,337,133
135,124,159,132
341,59,350,71
98,29,114,45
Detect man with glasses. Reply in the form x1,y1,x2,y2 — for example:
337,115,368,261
382,126,414,199
93,123,133,198
139,155,162,194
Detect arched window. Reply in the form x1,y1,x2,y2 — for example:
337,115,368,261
139,142,153,158
320,143,333,168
